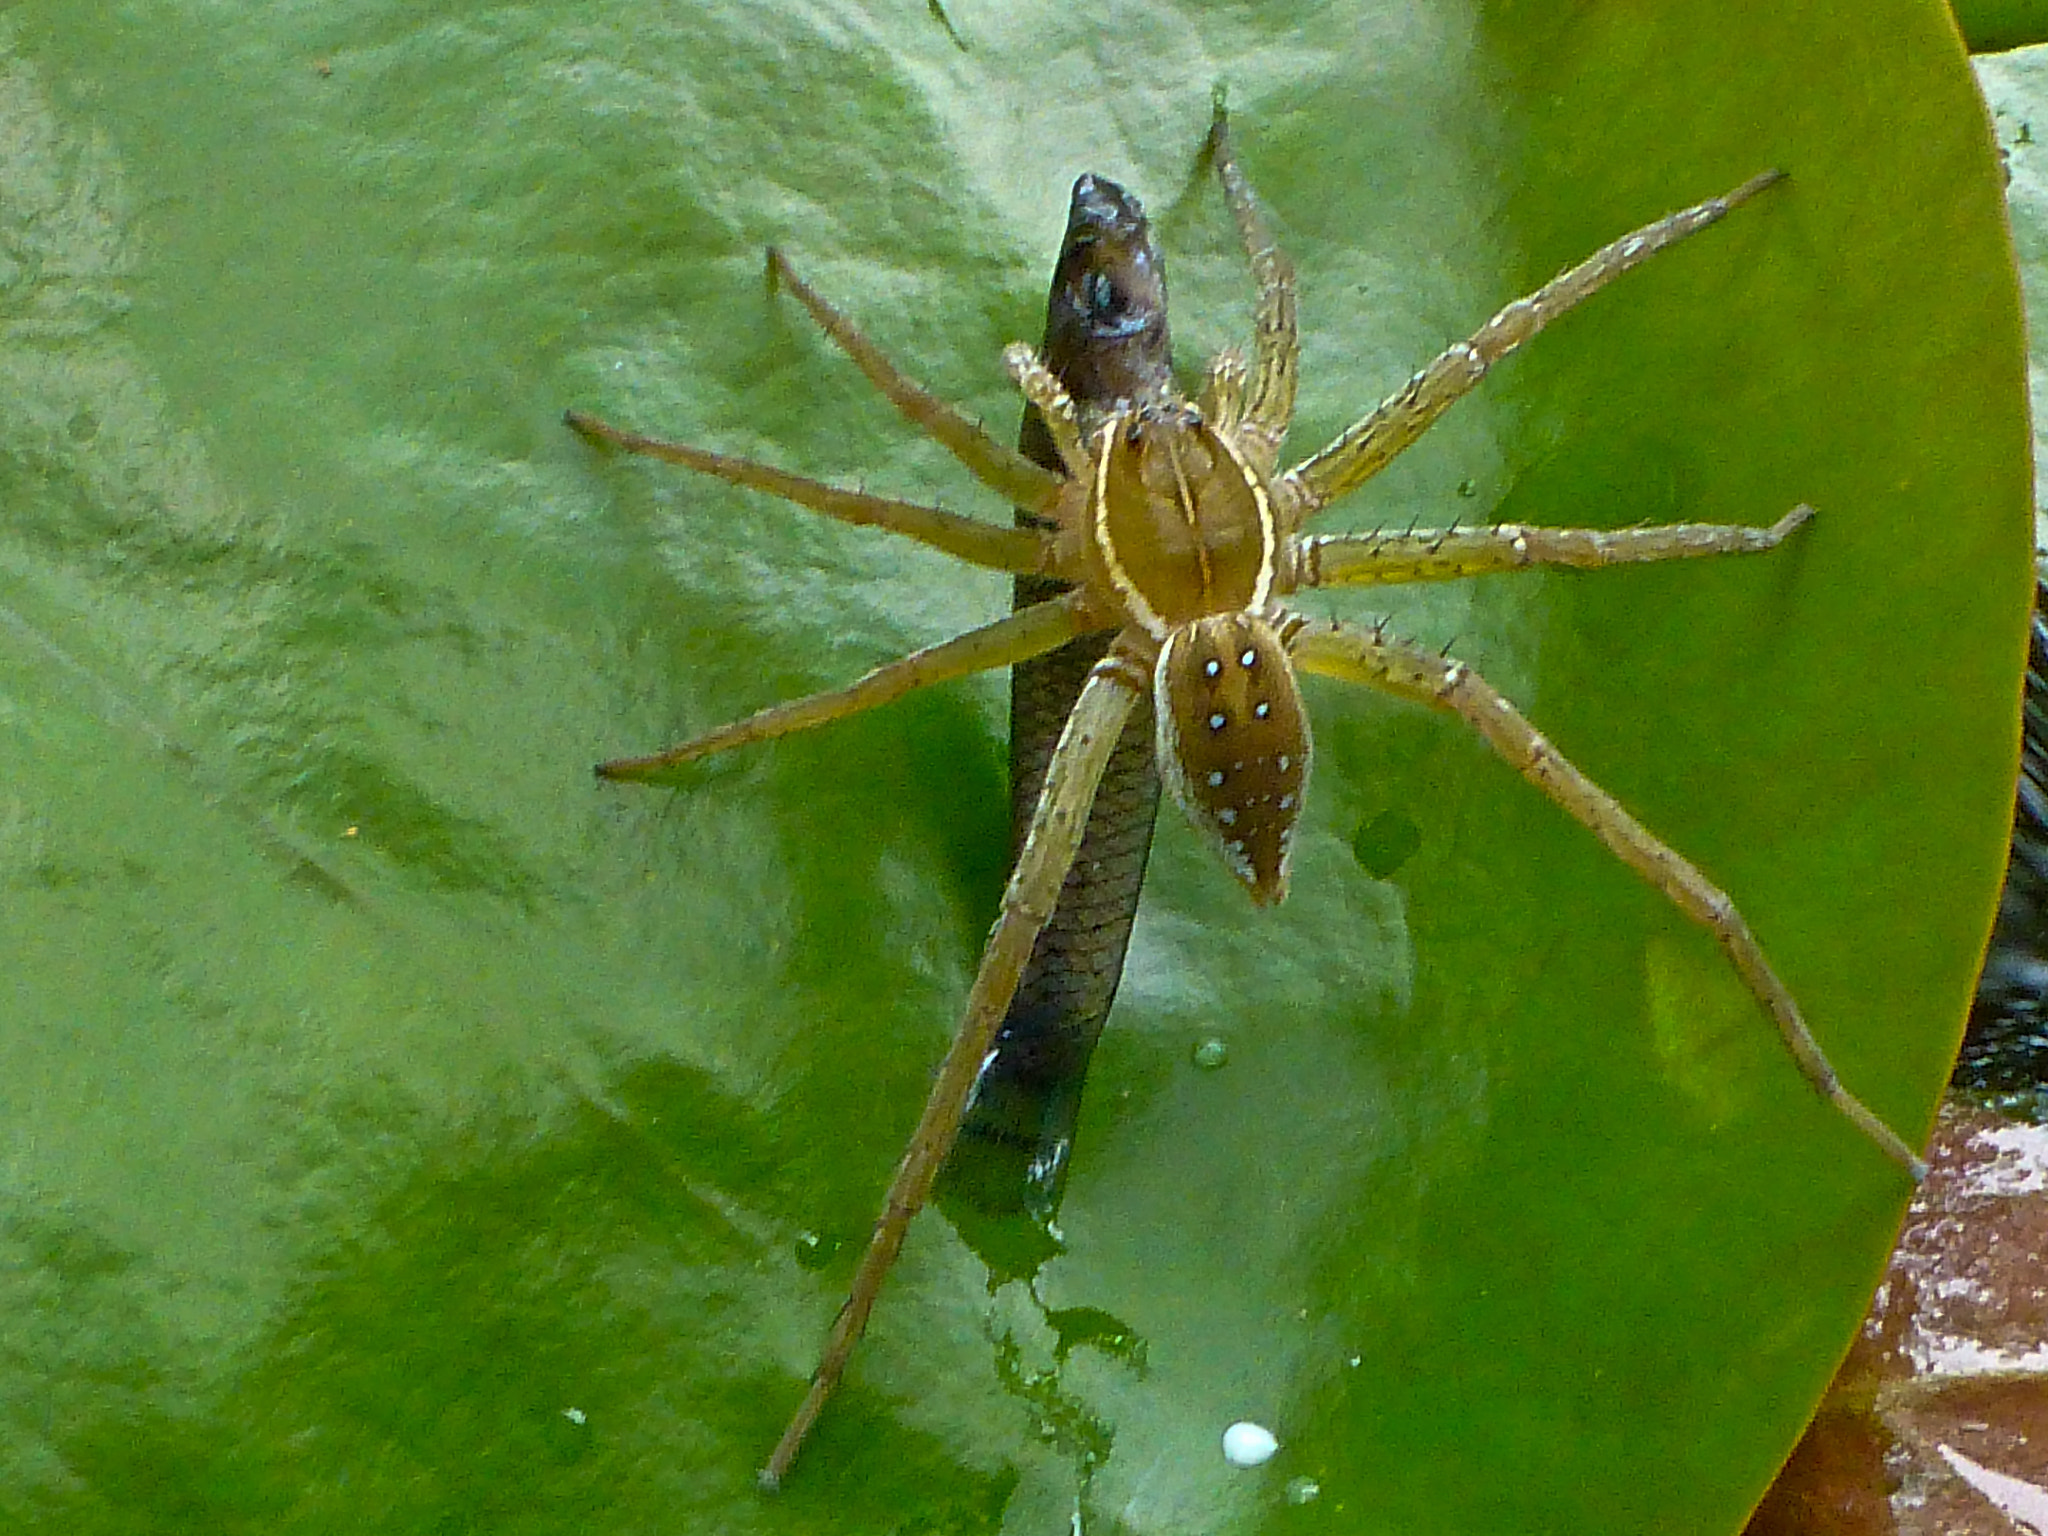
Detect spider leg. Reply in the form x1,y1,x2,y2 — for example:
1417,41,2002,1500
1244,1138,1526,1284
761,647,1147,1489
1281,171,1786,518
597,595,1090,785
1199,346,1249,437
566,410,1051,575
765,247,1065,513
1297,505,1813,590
1284,615,1927,1180
1206,95,1297,476
1001,344,1091,481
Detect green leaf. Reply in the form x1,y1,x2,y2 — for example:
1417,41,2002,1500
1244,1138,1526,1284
1953,0,2048,53
0,4,2024,1533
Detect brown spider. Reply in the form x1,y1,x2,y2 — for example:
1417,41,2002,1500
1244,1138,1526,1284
566,100,1925,1488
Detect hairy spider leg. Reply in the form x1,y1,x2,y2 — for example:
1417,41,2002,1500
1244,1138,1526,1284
564,409,1048,575
759,651,1146,1489
567,241,1088,574
1204,96,1298,474
1278,170,1786,522
764,247,1063,511
1297,504,1816,589
1285,616,1928,1179
596,593,1089,784
1000,344,1090,479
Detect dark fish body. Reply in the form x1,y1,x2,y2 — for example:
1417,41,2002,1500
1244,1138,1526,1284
946,175,1173,1216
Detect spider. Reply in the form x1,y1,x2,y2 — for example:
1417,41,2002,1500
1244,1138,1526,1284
566,99,1926,1488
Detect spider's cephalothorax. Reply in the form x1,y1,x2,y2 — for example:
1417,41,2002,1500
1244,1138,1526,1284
565,99,1926,1487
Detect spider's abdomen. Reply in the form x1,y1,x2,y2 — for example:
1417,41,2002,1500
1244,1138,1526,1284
1087,413,1276,637
1154,613,1310,906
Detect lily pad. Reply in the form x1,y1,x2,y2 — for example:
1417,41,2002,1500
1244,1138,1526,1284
0,3,2025,1533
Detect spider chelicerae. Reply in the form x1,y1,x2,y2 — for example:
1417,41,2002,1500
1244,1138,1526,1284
566,98,1925,1487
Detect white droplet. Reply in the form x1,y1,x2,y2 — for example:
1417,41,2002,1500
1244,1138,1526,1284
1222,1421,1278,1467
1208,712,1227,731
562,1406,587,1425
1206,770,1225,788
